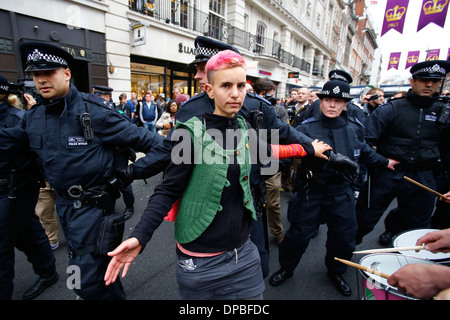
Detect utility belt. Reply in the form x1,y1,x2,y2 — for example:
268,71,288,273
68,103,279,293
63,178,125,259
57,178,120,210
297,168,347,186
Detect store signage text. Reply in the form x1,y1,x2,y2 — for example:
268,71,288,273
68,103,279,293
178,43,196,55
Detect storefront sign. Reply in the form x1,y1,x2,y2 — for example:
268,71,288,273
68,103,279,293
178,43,196,55
61,45,91,61
132,23,146,47
259,70,272,76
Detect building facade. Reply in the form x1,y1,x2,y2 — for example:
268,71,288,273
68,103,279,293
0,0,380,101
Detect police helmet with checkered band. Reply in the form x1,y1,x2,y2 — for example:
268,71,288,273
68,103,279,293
316,80,352,102
19,41,74,72
190,36,241,65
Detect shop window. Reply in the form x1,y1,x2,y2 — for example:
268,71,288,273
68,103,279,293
131,62,166,100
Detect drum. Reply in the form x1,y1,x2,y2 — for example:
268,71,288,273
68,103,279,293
359,253,436,300
393,229,450,264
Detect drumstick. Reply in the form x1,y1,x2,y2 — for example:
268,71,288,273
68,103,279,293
353,245,425,254
403,176,447,199
334,257,390,279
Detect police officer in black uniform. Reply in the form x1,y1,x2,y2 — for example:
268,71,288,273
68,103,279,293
295,69,366,125
268,80,397,296
92,85,115,108
0,74,58,300
356,60,450,245
19,41,163,299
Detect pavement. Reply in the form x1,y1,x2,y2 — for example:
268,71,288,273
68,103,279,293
10,171,400,302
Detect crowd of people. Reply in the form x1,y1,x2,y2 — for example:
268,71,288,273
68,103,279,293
1,35,450,301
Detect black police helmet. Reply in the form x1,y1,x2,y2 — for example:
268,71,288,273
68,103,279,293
0,74,10,94
92,85,113,96
316,80,352,102
328,69,353,84
190,36,241,65
20,41,74,72
410,60,450,80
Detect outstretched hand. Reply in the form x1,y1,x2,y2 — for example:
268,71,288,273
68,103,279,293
104,237,142,286
311,139,332,160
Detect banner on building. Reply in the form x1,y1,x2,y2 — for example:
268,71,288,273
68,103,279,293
426,49,441,60
388,52,402,70
405,51,420,68
381,0,409,36
447,48,450,59
417,0,449,32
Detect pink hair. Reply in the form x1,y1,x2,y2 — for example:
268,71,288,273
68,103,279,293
205,50,247,83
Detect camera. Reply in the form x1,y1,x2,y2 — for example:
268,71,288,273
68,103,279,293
368,94,379,101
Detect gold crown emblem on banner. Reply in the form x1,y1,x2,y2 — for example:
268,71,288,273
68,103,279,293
386,5,406,21
390,56,400,64
407,55,419,63
423,0,449,15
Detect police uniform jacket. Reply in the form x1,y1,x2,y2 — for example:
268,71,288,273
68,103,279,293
0,102,38,180
365,90,449,170
22,85,162,191
298,112,388,183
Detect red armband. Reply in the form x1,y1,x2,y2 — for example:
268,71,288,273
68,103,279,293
164,198,180,222
271,144,308,159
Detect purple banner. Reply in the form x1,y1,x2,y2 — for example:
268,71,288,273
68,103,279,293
381,0,409,36
388,52,402,70
448,48,450,60
417,0,449,32
426,49,441,60
405,50,420,69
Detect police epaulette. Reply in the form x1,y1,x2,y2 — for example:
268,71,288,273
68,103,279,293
11,107,25,120
83,93,113,110
246,92,264,101
349,116,365,128
178,91,206,107
300,117,318,124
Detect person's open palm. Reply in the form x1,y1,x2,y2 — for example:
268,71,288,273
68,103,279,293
104,237,142,286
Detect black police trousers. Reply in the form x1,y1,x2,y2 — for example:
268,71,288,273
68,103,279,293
0,183,56,300
356,169,437,244
56,196,125,300
278,181,356,275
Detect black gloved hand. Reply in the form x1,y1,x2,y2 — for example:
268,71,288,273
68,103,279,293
327,152,359,183
115,164,135,187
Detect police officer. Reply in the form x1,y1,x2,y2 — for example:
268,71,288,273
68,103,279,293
269,80,397,296
19,41,163,300
297,70,366,124
0,74,57,300
356,60,450,246
92,85,115,108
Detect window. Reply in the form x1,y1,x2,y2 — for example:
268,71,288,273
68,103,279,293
171,0,189,28
208,0,226,40
209,0,225,16
256,21,266,53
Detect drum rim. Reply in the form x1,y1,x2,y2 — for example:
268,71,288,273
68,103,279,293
359,253,434,300
393,228,450,262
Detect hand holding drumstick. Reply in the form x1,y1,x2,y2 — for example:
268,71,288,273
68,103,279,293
387,228,450,300
415,228,450,254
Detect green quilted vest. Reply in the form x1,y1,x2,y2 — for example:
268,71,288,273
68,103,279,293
173,115,256,244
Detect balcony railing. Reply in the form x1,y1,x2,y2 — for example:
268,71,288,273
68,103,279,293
129,0,311,74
